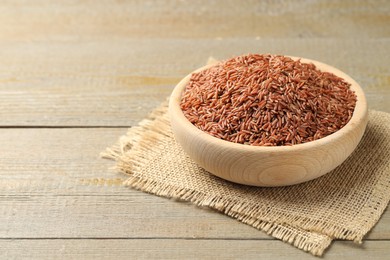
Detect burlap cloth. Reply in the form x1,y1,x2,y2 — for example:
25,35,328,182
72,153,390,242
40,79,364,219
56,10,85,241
102,66,390,256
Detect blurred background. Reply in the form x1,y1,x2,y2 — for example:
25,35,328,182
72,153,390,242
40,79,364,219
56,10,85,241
0,0,388,127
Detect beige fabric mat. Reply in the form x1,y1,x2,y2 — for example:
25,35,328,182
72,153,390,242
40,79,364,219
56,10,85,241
102,102,390,256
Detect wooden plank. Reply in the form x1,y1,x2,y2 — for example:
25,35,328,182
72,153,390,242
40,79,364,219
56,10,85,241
0,128,389,239
1,239,389,260
0,128,266,239
0,0,388,41
0,39,389,126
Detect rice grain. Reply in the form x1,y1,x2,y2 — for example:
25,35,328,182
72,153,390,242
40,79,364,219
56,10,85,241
180,54,357,146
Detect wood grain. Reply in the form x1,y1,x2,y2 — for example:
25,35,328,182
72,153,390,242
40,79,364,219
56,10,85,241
0,128,267,239
0,0,388,41
0,39,389,126
0,128,389,240
1,239,389,260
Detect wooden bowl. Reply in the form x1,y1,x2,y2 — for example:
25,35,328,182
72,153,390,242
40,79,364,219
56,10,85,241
168,57,368,187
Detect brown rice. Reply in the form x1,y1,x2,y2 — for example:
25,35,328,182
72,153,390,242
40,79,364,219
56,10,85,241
180,54,357,146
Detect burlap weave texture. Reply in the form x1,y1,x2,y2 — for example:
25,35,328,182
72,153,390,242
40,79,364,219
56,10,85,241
103,104,390,256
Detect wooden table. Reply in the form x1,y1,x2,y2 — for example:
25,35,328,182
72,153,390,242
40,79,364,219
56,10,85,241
1,1,389,259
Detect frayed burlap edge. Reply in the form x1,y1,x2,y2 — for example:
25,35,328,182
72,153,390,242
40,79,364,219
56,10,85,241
101,55,390,256
102,100,390,256
101,101,334,256
123,175,332,256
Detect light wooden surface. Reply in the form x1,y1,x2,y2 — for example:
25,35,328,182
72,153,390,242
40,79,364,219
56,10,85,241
1,0,389,259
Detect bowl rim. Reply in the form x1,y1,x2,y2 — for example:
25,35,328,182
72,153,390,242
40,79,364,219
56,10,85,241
169,56,368,153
